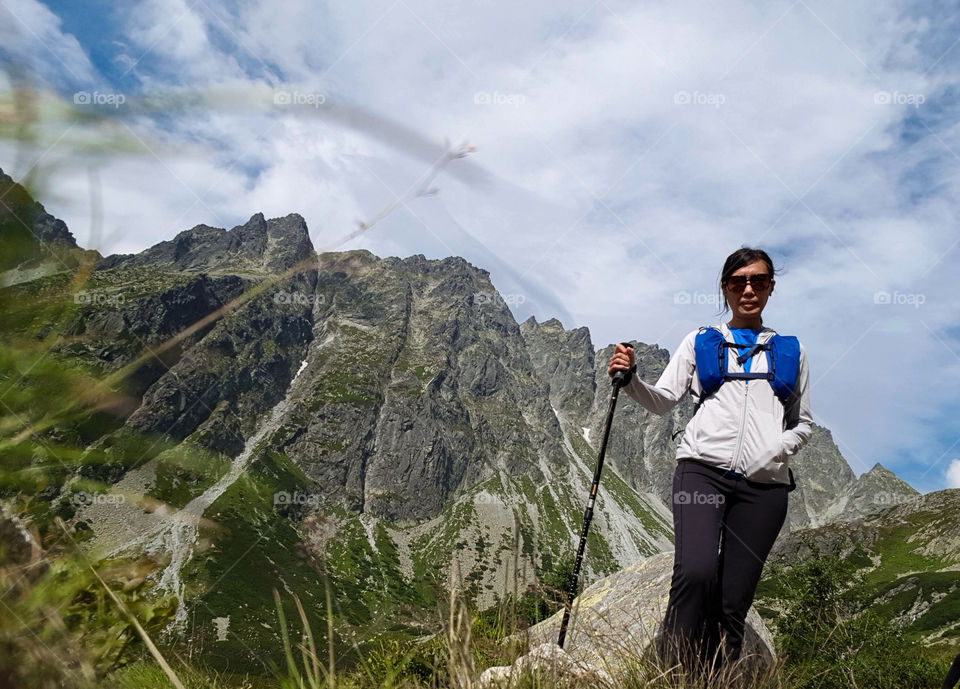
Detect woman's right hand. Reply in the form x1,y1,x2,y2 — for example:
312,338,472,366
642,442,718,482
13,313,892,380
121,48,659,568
607,343,635,377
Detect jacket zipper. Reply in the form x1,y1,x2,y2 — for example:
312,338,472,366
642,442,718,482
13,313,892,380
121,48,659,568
731,379,749,474
729,329,771,474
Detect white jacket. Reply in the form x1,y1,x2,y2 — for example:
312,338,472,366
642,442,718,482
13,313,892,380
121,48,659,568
622,323,813,484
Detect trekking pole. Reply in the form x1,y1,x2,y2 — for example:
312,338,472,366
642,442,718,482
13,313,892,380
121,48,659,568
557,342,634,649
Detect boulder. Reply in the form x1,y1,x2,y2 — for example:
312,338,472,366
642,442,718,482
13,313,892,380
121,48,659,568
522,552,777,677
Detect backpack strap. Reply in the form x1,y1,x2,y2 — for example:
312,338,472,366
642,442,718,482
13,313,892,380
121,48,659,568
767,334,800,402
693,326,726,402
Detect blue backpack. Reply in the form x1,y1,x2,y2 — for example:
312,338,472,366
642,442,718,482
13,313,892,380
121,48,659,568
693,326,800,413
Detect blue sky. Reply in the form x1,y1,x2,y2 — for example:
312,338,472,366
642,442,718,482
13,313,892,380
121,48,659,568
2,0,960,493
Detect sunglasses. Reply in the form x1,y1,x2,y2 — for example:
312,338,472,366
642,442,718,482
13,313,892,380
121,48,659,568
725,273,772,291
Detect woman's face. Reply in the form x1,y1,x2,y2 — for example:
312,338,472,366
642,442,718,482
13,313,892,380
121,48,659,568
722,259,775,323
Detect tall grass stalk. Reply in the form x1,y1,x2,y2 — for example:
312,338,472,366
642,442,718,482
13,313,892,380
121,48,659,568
55,518,187,689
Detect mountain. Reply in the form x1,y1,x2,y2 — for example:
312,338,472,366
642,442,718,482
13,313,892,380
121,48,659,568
94,212,314,275
0,170,929,671
782,444,920,531
835,462,921,521
0,168,101,285
18,223,674,669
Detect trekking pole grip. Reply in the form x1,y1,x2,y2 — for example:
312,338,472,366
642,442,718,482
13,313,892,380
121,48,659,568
611,342,635,388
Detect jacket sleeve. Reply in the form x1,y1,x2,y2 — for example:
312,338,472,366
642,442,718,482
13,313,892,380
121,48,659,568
781,341,813,456
622,331,696,416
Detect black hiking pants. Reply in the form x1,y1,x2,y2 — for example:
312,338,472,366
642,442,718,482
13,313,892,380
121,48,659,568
657,458,789,677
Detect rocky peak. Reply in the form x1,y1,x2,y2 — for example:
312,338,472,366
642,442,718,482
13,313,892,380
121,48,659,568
862,462,908,482
95,212,314,274
0,168,101,286
520,316,596,426
0,168,79,251
837,462,920,521
282,248,565,522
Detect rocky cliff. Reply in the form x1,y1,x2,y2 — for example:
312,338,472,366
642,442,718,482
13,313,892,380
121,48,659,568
0,167,101,285
94,212,314,275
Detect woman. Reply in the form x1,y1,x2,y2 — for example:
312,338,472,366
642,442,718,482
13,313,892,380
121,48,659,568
607,247,813,678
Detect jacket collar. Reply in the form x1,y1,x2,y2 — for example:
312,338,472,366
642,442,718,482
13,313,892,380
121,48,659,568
716,322,775,343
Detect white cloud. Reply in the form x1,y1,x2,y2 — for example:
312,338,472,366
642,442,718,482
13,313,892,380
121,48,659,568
0,0,98,87
114,0,252,86
947,459,960,489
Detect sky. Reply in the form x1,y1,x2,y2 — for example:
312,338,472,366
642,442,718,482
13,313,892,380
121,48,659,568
1,0,959,493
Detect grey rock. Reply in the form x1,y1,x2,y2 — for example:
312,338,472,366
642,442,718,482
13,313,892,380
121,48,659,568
782,425,857,530
279,250,567,522
74,267,317,488
524,552,776,677
478,642,613,687
839,462,920,521
520,316,596,426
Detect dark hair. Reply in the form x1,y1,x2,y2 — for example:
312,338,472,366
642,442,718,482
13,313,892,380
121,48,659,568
713,247,780,317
